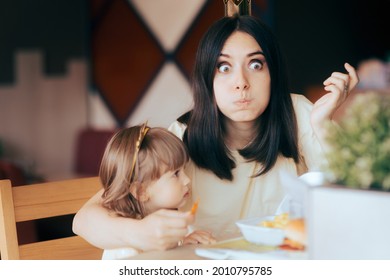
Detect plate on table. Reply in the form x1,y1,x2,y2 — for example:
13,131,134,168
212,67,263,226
235,216,286,246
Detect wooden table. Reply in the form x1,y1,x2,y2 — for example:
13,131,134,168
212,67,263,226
127,236,307,260
127,232,247,260
128,244,207,260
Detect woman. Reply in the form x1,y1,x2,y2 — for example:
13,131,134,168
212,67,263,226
73,15,358,251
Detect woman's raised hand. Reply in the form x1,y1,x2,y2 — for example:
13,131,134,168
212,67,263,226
311,62,359,126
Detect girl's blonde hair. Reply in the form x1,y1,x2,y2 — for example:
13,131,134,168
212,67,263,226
99,125,189,218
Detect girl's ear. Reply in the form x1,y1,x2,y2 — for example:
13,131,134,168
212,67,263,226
129,182,149,202
137,188,149,202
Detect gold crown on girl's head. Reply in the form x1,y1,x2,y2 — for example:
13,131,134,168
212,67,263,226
223,0,252,16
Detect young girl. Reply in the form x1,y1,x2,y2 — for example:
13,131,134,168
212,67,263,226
99,123,214,259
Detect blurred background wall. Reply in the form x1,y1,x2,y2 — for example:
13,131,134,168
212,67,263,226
0,0,389,182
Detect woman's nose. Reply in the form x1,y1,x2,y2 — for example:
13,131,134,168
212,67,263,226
234,69,249,90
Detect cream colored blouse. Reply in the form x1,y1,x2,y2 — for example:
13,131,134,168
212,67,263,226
168,94,324,238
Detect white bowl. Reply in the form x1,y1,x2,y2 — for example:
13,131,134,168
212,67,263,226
236,216,285,246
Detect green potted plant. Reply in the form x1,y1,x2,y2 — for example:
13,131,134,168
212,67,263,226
306,91,390,259
325,92,390,190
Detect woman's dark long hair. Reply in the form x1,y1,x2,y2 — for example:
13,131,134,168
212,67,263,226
180,15,299,180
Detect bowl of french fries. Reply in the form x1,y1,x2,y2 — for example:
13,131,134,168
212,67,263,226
235,213,289,246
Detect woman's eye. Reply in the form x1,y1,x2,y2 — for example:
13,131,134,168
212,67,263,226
249,60,263,70
217,63,231,73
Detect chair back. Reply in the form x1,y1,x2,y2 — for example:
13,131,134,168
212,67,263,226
0,177,103,259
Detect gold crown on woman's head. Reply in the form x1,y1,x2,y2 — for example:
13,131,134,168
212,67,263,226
223,0,252,16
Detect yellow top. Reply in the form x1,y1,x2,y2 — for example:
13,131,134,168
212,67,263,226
169,94,324,238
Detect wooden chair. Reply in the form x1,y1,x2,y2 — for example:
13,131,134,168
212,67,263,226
0,176,103,260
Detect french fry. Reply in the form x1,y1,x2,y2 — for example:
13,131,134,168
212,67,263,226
190,199,199,215
261,213,289,228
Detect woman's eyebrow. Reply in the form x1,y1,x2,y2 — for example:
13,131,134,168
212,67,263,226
247,51,265,57
219,50,265,58
219,53,230,58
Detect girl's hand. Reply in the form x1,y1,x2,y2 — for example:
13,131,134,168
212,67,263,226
136,209,193,251
182,230,216,245
311,62,359,126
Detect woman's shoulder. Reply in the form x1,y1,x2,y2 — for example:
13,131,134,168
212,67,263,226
168,111,191,139
168,120,187,140
290,93,313,109
290,93,314,134
289,95,324,171
290,93,313,119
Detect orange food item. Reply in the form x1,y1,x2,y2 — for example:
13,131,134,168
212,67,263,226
280,238,305,251
282,218,306,250
190,199,199,215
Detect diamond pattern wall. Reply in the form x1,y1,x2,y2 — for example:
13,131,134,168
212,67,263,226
131,0,206,52
174,0,224,79
91,0,165,126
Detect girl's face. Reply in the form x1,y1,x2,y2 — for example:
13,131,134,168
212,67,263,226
213,31,271,124
145,165,191,212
